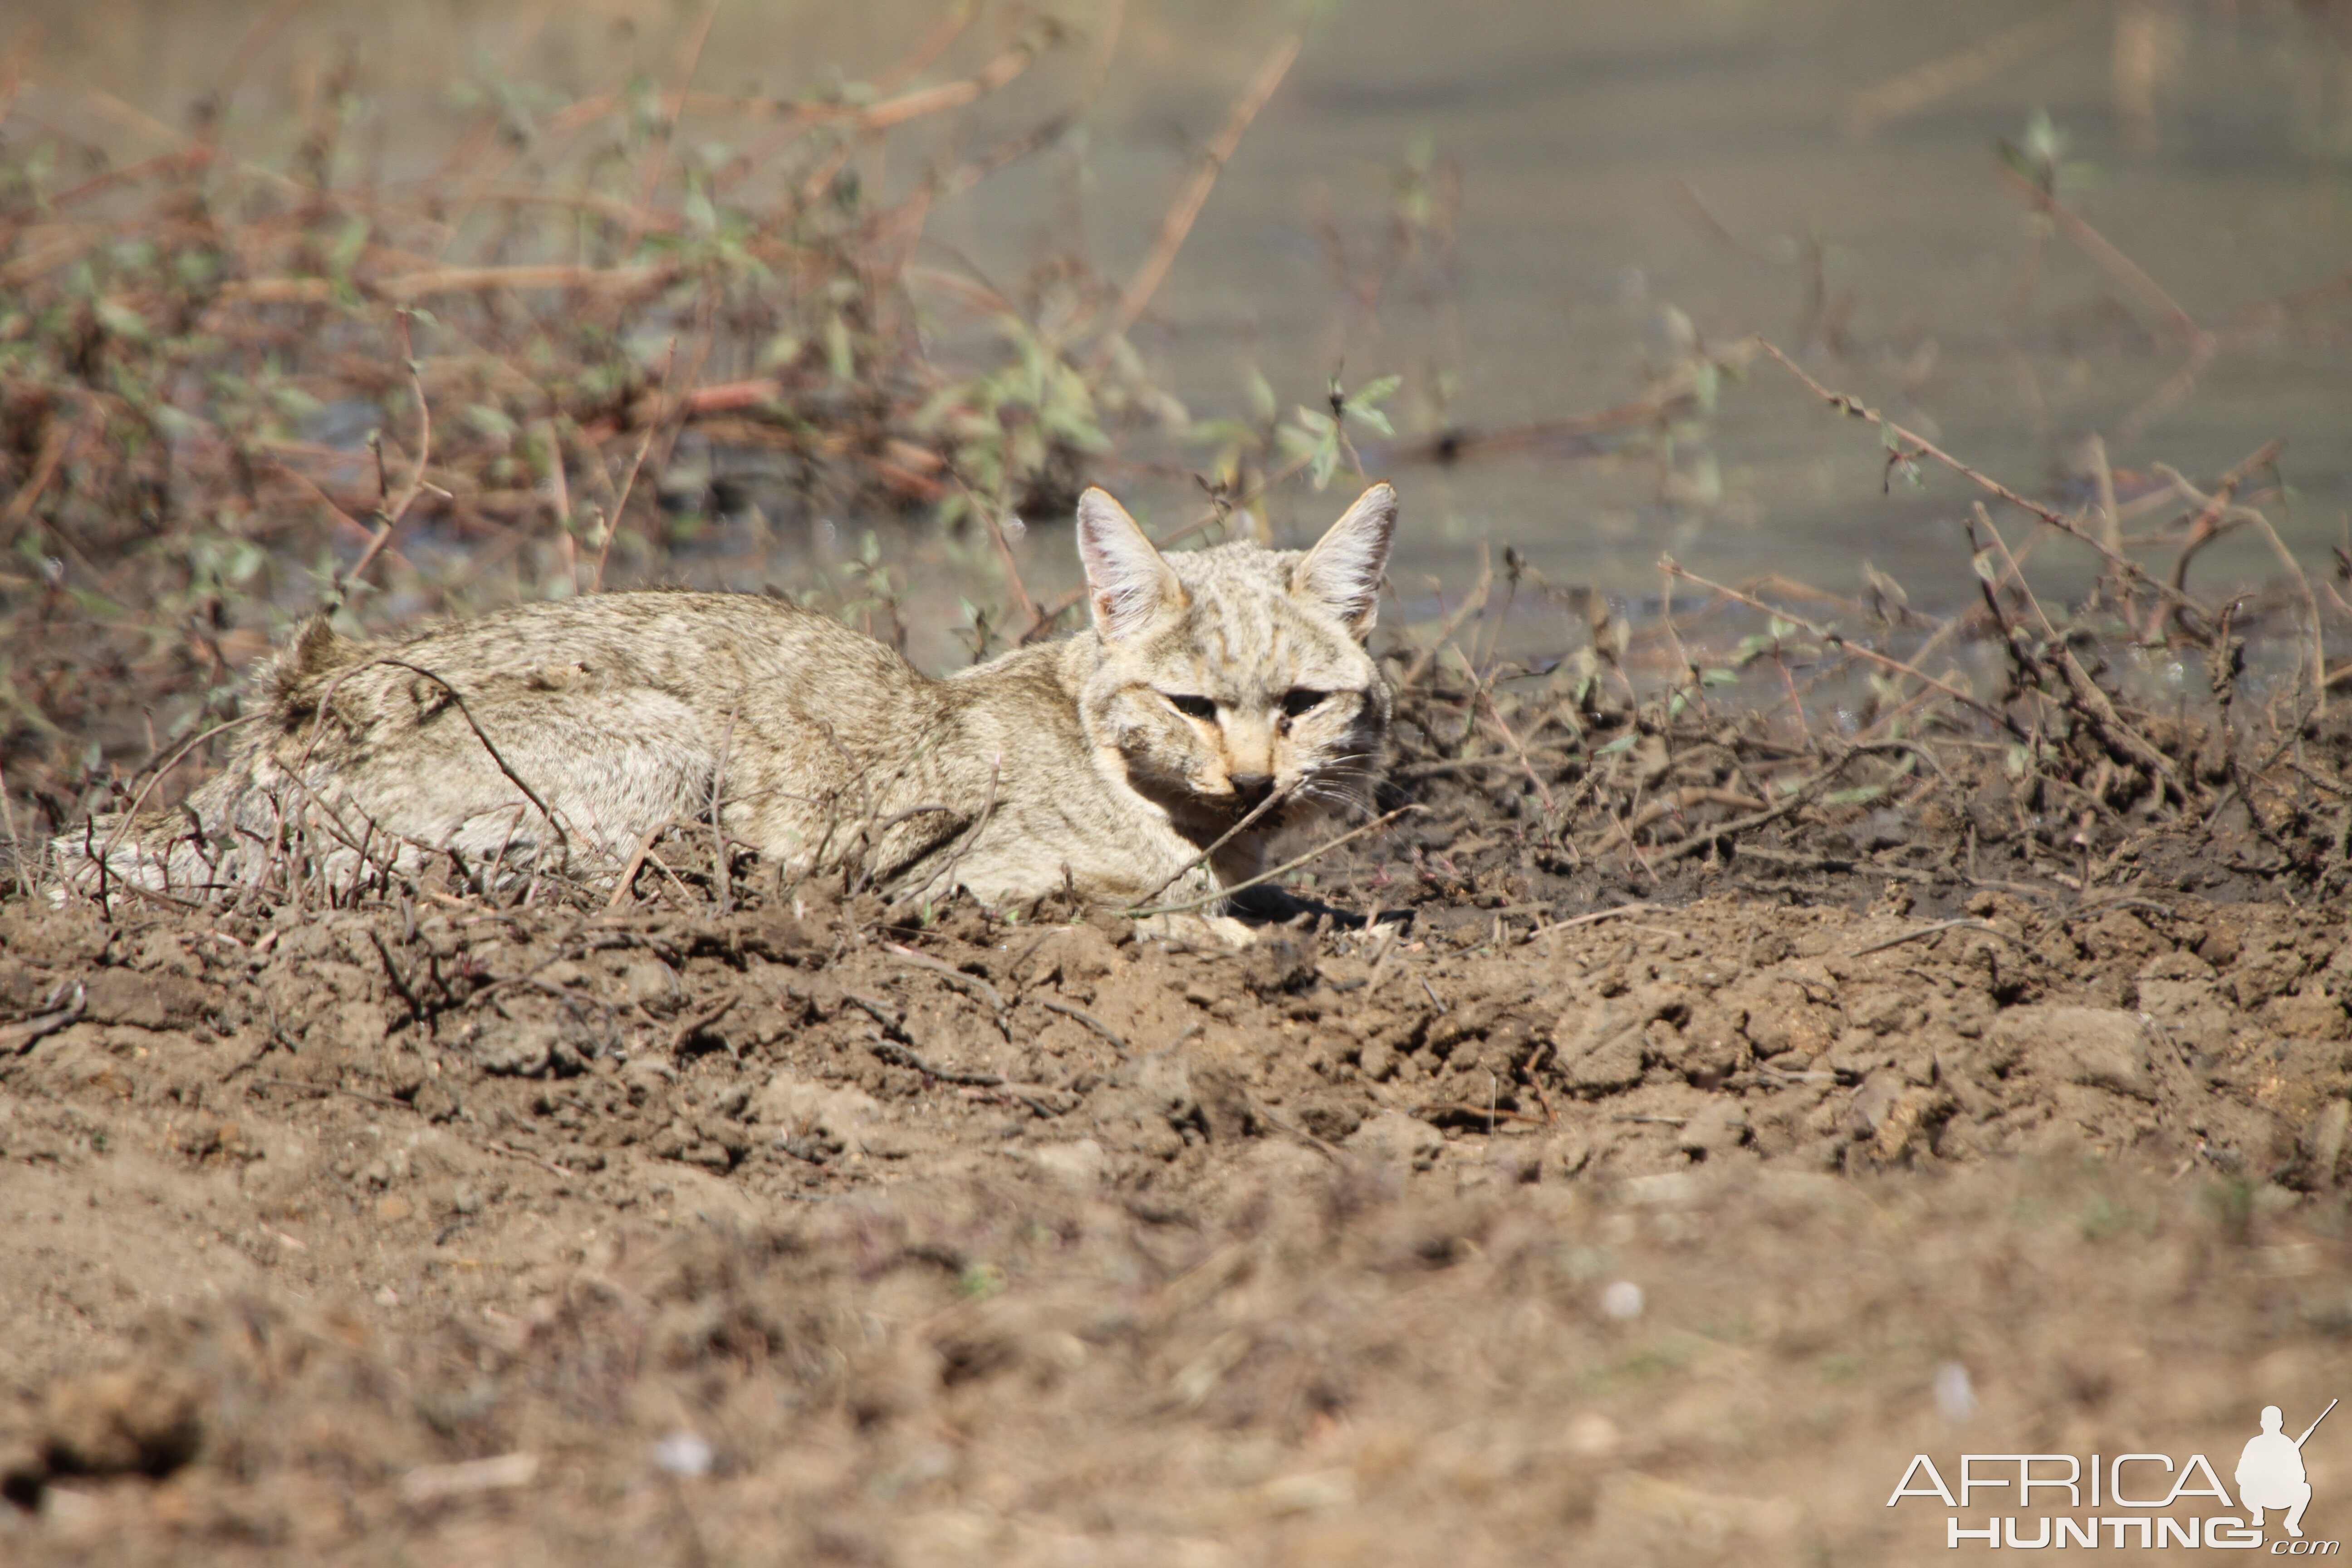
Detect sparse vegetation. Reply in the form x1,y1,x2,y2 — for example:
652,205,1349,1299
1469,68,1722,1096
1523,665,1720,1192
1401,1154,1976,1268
8,4,2352,1563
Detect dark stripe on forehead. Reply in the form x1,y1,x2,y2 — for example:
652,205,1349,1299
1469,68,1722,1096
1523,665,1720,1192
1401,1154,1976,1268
1132,572,1377,695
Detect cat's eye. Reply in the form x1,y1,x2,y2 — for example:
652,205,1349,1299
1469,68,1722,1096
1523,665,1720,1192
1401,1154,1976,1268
1281,688,1328,718
1164,693,1217,720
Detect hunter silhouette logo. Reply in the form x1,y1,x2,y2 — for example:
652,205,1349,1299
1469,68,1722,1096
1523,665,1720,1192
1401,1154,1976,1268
2241,1400,2335,1540
1886,1396,2343,1550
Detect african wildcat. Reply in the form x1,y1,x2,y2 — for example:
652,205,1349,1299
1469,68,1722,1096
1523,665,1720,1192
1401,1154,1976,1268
65,484,1397,922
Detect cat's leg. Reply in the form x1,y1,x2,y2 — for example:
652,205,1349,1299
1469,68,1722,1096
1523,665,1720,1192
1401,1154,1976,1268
960,803,1258,945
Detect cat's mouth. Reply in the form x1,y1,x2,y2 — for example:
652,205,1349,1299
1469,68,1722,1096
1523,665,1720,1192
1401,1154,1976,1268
1227,775,1279,814
1188,776,1292,833
1125,763,1299,840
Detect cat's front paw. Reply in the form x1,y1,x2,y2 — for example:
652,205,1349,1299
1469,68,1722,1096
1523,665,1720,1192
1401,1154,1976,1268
1131,911,1256,948
1200,913,1256,948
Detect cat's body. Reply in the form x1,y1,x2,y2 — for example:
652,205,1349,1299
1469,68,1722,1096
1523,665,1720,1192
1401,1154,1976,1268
64,485,1397,921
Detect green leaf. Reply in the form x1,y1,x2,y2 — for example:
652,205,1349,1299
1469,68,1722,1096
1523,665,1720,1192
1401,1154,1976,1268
1245,366,1278,426
1185,417,1259,448
825,314,854,382
1594,733,1638,756
329,217,370,276
1308,431,1340,490
1350,373,1401,407
269,385,324,426
465,403,519,445
2022,108,2065,166
1274,425,1322,463
95,299,150,342
1688,358,1720,414
149,404,204,441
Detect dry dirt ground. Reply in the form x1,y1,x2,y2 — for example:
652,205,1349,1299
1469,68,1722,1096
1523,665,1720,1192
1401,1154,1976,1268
6,852,2352,1564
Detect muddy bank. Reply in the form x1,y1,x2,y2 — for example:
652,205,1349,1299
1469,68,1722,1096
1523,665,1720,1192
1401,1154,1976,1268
5,875,2352,1563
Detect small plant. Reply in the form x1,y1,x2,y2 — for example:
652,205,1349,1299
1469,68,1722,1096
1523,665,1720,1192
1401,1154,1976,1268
0,18,1215,825
1277,373,1401,491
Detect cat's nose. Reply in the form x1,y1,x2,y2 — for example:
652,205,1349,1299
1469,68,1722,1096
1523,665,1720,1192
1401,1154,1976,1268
1230,772,1274,804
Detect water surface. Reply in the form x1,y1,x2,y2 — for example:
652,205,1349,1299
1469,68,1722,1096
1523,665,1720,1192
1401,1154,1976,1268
16,0,2351,645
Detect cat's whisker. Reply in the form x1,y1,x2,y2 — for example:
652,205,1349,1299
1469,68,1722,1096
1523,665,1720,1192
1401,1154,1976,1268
1293,778,1375,815
1301,765,1378,799
1301,791,1377,821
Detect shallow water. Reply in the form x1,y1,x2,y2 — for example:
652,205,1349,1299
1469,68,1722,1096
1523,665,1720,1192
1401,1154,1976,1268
17,0,2352,639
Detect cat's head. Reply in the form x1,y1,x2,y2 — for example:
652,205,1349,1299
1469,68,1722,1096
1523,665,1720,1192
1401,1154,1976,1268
1073,483,1396,847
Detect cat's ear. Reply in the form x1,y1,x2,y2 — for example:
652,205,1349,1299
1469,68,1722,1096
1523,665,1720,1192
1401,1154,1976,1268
1076,487,1186,642
1291,481,1396,638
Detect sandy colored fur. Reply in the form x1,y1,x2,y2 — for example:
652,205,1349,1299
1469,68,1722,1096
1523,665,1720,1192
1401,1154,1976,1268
63,486,1399,919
